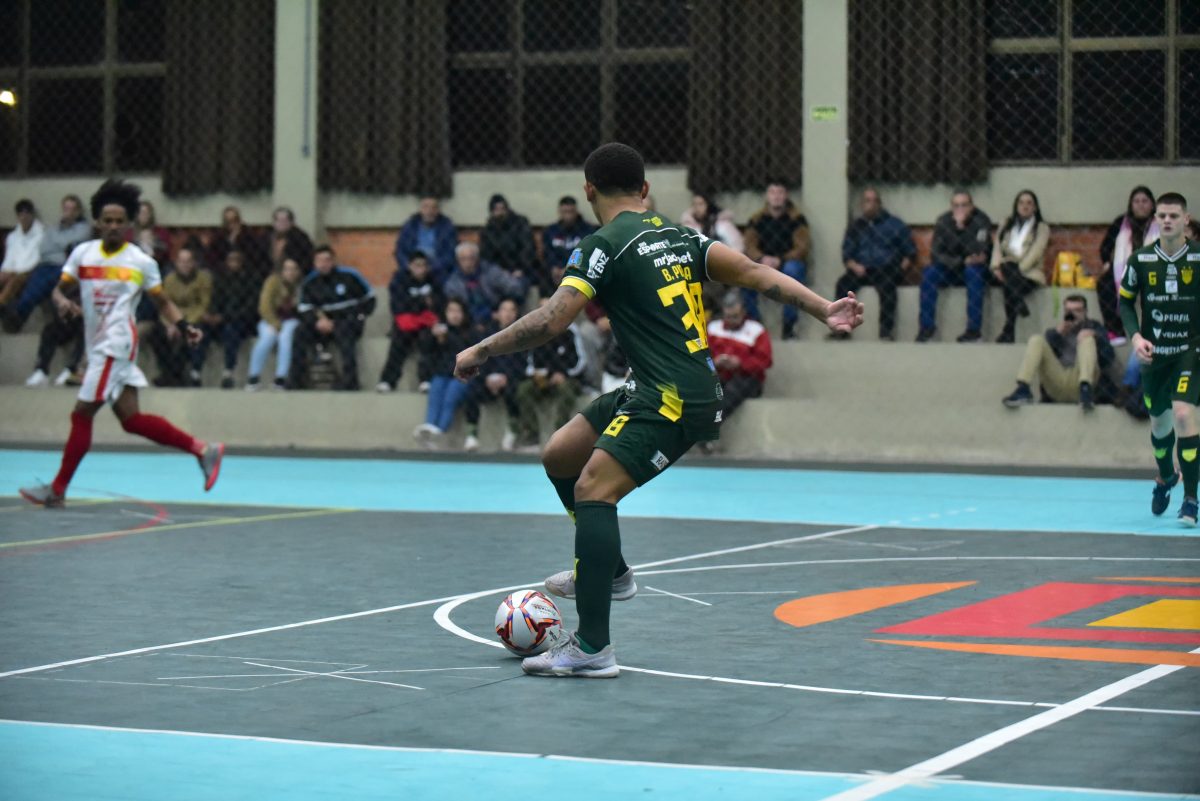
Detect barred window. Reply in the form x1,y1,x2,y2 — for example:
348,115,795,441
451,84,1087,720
447,0,690,168
0,0,166,176
985,0,1198,164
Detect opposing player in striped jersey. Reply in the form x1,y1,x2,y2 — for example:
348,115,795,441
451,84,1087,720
20,180,224,508
454,144,863,677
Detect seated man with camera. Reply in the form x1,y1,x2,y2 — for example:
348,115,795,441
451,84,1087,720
1002,294,1115,411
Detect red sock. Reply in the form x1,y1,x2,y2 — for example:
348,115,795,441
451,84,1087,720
52,411,94,496
121,413,203,456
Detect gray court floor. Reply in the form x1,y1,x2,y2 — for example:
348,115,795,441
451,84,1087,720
0,499,1197,794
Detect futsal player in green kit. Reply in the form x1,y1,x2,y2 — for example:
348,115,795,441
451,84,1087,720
1118,192,1200,525
454,143,864,677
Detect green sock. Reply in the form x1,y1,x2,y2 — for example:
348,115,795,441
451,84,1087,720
1152,431,1177,482
1178,435,1199,498
573,501,620,652
548,473,628,577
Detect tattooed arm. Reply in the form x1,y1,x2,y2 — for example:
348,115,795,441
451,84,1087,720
706,242,864,333
454,285,589,380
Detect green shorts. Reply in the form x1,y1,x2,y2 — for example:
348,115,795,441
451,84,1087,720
581,387,706,486
1142,350,1200,417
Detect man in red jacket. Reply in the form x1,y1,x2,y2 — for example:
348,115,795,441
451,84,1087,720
707,291,773,423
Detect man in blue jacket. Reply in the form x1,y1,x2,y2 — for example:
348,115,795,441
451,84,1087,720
289,245,377,391
395,196,458,285
834,188,916,341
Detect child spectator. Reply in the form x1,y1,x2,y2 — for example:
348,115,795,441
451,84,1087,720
376,251,442,393
205,249,263,389
148,246,212,386
246,258,303,391
514,306,588,449
413,298,477,448
462,298,525,452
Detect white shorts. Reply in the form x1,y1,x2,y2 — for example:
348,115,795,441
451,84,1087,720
78,353,148,405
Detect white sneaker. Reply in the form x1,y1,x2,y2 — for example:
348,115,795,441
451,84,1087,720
412,423,442,448
464,434,480,452
544,566,637,601
417,381,431,394
521,631,618,678
375,381,392,393
53,368,72,387
245,377,262,392
501,430,517,452
25,369,48,387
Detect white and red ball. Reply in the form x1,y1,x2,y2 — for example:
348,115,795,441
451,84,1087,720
494,590,562,656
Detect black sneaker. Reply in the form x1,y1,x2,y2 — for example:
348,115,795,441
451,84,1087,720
1002,383,1034,408
915,327,937,343
879,331,895,342
996,327,1015,344
1079,382,1094,412
826,331,850,341
1178,496,1197,527
956,329,982,343
782,324,797,341
1153,472,1180,516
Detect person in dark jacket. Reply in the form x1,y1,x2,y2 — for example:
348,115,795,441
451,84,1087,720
208,205,269,277
462,298,525,452
376,251,443,392
264,206,314,273
918,190,993,343
413,298,478,448
834,187,916,341
204,249,263,389
1001,294,1114,411
288,245,376,391
480,194,536,298
744,183,811,337
394,196,458,285
443,241,526,324
541,195,596,296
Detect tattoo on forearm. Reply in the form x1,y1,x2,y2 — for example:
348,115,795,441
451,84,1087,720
763,284,809,313
477,287,582,356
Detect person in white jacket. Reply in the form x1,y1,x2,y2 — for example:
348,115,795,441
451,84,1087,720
0,199,45,306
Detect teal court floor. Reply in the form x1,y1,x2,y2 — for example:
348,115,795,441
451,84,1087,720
0,448,1197,801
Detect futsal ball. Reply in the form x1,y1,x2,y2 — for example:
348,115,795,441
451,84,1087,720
495,590,562,656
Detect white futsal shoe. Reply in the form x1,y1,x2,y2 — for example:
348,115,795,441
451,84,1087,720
521,631,618,678
544,566,637,601
25,369,48,387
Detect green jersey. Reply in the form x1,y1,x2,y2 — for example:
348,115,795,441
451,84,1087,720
1119,239,1200,360
562,210,723,436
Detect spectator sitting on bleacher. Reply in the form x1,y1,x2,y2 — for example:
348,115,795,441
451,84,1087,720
682,193,745,316
24,279,84,388
288,245,375,391
833,187,916,342
1097,186,1158,345
148,246,212,387
133,201,170,267
541,195,596,296
462,298,525,453
413,298,477,449
480,194,537,298
208,205,268,277
991,190,1050,344
0,199,45,310
1002,294,1114,412
265,206,314,273
395,196,457,285
708,292,773,422
205,249,262,389
443,241,524,324
918,190,993,343
376,250,443,394
247,257,302,392
744,182,810,338
3,194,90,333
514,302,588,450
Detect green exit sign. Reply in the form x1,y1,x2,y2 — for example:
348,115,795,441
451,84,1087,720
810,105,839,121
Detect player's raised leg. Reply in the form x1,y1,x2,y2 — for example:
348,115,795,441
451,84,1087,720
112,387,225,491
523,448,634,678
541,411,636,601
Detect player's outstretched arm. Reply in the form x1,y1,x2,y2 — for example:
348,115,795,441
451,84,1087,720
706,242,864,334
453,285,590,381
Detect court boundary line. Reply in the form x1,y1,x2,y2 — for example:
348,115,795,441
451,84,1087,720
1,719,1193,800
0,522,871,680
815,647,1200,801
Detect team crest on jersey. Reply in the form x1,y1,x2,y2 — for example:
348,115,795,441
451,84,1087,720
567,248,582,267
587,249,608,280
1183,267,1193,285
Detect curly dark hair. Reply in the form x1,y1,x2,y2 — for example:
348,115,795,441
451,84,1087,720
90,178,141,221
584,143,645,196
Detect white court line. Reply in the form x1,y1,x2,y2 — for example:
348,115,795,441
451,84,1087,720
815,647,1200,801
242,661,425,691
0,522,870,680
642,586,712,606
